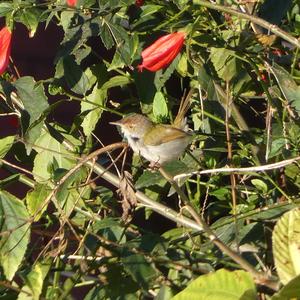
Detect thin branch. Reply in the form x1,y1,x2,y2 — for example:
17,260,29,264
174,155,300,181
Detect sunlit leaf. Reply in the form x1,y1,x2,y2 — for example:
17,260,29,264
26,183,51,222
171,269,256,300
17,260,52,300
273,208,300,284
0,135,14,158
153,91,168,122
32,126,81,182
271,274,300,300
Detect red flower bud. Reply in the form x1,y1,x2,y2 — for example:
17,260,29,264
138,31,186,72
0,26,12,75
135,0,144,6
67,0,77,7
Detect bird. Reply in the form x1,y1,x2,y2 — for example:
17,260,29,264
110,90,194,166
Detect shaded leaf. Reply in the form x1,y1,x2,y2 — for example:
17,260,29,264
0,2,13,17
17,7,42,37
56,56,90,95
210,48,238,82
122,254,158,289
14,76,49,150
135,161,189,189
269,63,300,115
140,5,163,18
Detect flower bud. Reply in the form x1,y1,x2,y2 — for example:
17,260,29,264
67,0,77,7
138,31,185,72
135,0,144,6
0,26,12,75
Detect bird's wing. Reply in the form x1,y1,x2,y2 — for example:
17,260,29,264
143,124,191,146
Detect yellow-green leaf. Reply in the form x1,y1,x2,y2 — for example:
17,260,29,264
273,207,300,284
171,269,256,300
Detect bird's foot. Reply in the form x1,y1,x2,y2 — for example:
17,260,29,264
148,161,161,171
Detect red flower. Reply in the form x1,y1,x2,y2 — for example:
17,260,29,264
0,26,12,75
138,31,186,72
135,0,144,6
67,0,77,7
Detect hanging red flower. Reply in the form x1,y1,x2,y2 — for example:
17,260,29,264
138,31,186,72
0,26,12,75
67,0,77,7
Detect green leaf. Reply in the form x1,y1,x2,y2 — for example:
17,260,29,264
17,7,42,37
108,33,139,71
251,179,268,194
122,254,158,289
100,19,129,51
0,135,14,158
154,54,180,91
56,56,90,95
81,84,107,136
140,5,163,18
101,75,131,90
153,91,168,122
80,64,108,136
210,48,238,82
273,207,300,284
56,13,101,60
0,191,30,280
13,76,49,148
172,269,256,300
271,274,300,300
176,52,188,77
55,170,89,216
17,260,51,300
0,2,13,17
32,126,81,182
269,63,300,115
135,161,189,189
14,77,48,125
26,183,51,222
171,269,256,300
